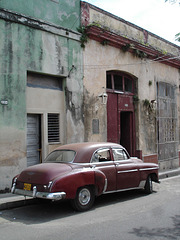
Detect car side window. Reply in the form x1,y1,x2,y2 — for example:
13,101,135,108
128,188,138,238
91,149,111,163
112,149,129,161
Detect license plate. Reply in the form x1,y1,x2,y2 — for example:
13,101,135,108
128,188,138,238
24,183,31,191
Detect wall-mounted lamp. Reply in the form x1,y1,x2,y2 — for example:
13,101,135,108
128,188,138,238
151,99,157,109
98,92,108,105
1,100,8,105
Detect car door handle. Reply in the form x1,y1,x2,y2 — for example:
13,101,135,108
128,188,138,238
91,165,96,169
115,163,120,166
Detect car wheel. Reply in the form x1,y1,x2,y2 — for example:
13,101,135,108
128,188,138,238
144,175,153,194
71,186,95,212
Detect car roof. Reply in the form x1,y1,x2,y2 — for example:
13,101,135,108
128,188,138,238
55,142,123,163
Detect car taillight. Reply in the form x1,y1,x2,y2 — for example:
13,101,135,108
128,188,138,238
12,177,17,185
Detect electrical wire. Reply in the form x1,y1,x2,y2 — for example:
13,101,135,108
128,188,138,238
81,55,180,69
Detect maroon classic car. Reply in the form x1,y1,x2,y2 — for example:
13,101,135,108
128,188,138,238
11,142,159,211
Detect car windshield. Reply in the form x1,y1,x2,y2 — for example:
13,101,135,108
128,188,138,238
45,150,76,163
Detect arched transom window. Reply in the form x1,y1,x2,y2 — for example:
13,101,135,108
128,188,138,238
106,71,134,94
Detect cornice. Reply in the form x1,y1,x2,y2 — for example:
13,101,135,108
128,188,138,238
86,25,180,69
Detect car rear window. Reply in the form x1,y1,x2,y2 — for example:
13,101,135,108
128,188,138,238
45,150,76,163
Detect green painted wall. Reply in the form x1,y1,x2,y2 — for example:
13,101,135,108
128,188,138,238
0,0,82,131
0,20,82,128
0,1,83,190
0,0,80,31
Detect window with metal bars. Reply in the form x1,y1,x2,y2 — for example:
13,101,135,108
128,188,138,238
48,114,60,143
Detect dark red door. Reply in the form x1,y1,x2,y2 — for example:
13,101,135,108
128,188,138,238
107,93,135,156
107,93,118,143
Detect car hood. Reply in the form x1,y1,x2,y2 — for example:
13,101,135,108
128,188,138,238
17,163,73,184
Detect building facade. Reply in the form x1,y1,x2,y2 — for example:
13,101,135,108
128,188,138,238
1,0,180,192
0,0,84,191
81,2,180,171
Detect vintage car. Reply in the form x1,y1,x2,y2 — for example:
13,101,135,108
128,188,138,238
11,142,159,211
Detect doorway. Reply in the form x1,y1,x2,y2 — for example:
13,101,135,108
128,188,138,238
107,93,135,156
106,71,136,156
27,114,42,167
120,111,133,156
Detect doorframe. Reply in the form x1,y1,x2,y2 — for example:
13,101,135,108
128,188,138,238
107,93,136,156
106,71,137,157
27,113,44,166
119,110,135,156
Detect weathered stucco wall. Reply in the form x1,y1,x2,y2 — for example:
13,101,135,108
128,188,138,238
84,39,179,164
0,0,80,31
89,5,180,57
0,2,83,191
82,3,180,170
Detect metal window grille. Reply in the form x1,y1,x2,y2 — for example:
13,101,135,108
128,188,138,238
48,114,60,142
157,82,178,161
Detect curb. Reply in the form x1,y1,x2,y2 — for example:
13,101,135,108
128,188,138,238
0,196,38,211
159,168,180,180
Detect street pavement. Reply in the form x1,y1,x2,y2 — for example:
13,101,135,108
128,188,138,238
0,167,180,211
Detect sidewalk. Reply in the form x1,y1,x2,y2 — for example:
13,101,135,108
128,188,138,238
159,167,180,179
0,168,180,211
0,193,38,211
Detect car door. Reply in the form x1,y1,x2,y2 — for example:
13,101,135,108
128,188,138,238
90,148,116,192
112,148,140,190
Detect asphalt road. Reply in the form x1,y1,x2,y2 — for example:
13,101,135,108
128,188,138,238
0,176,180,240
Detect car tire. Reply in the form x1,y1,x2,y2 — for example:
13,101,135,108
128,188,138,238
71,186,95,212
144,175,153,194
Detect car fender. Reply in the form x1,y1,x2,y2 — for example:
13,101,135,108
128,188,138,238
139,163,159,183
51,167,107,199
94,170,107,196
51,168,96,199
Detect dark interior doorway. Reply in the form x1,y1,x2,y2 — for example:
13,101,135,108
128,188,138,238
120,111,133,156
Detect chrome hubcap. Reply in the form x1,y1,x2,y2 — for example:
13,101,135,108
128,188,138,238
78,188,91,206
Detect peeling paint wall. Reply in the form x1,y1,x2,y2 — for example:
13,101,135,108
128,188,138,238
0,1,83,191
0,0,80,31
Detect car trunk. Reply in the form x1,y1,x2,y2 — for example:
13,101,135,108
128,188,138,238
17,163,72,184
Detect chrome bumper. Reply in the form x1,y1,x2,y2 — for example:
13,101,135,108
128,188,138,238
11,185,66,201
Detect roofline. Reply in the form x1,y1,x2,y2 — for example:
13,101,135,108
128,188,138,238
81,1,180,69
81,1,180,49
86,25,180,68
